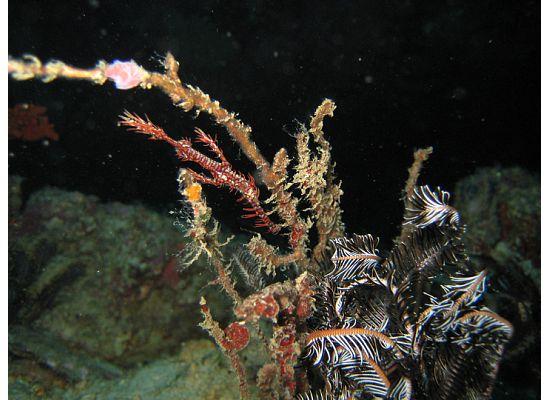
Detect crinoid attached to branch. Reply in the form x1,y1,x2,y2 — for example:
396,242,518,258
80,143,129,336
298,185,513,400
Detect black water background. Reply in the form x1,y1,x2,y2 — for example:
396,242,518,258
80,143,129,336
8,0,539,248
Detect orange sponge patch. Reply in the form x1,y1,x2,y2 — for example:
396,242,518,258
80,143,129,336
185,183,202,202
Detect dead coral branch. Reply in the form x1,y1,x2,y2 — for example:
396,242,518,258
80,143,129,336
175,169,242,305
297,99,345,263
199,297,249,400
399,146,433,242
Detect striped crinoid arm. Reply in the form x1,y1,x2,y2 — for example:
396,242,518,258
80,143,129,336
352,293,391,333
309,278,345,329
301,328,405,399
404,186,460,228
388,376,413,400
438,269,488,321
328,234,383,282
296,388,354,400
418,270,495,341
430,312,513,400
335,351,392,398
304,328,403,367
451,309,513,345
386,224,466,331
426,303,512,400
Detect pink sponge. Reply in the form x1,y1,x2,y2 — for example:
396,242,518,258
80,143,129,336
105,60,146,90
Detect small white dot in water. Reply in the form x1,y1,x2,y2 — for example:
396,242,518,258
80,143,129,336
273,51,279,58
364,75,374,84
